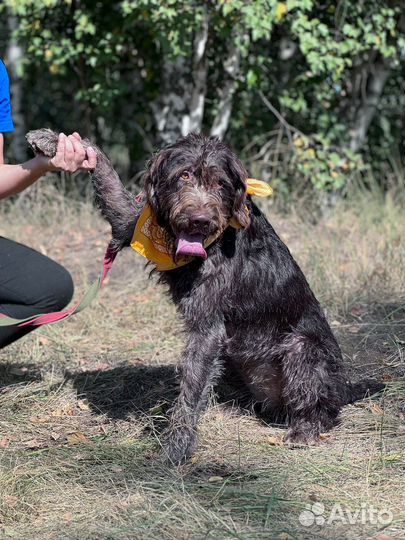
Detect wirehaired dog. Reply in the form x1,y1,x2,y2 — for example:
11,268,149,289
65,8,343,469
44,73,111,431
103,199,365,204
27,129,382,464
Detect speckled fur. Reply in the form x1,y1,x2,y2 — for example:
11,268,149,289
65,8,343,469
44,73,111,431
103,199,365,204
27,129,383,465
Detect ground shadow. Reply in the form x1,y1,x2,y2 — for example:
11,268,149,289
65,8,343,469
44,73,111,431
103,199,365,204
335,301,405,380
68,363,180,419
0,362,42,388
68,362,288,431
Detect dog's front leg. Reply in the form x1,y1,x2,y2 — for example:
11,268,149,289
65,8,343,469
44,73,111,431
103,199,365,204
26,128,140,251
162,324,225,465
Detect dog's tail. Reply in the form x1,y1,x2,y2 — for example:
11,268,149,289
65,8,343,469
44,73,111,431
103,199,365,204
345,378,385,405
26,128,141,252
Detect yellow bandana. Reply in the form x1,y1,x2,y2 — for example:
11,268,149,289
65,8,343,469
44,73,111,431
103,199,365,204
130,178,272,271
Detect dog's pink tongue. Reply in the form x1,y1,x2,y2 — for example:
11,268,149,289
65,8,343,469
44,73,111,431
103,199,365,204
176,232,207,259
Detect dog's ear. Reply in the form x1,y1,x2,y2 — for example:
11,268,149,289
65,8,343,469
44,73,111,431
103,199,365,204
143,150,170,216
144,170,159,215
227,156,250,228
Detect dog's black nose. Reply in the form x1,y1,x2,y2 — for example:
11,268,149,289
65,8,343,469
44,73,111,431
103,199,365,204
189,214,211,233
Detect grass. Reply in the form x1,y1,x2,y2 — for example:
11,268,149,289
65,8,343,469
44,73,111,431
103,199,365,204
0,180,404,540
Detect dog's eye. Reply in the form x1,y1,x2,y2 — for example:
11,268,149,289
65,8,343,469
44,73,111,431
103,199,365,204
180,171,191,181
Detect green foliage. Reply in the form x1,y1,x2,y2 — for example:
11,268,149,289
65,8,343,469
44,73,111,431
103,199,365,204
1,0,404,194
291,134,367,191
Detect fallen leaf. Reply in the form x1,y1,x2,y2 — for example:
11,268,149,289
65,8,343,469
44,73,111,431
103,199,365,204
0,437,10,448
208,476,224,482
266,435,284,446
383,453,402,462
370,403,384,415
348,326,361,334
29,414,50,424
77,399,90,411
95,362,110,371
23,439,43,449
350,304,368,318
52,407,75,417
3,495,18,507
66,431,90,445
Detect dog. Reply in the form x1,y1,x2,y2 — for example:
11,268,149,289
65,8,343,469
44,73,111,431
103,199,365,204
27,129,382,464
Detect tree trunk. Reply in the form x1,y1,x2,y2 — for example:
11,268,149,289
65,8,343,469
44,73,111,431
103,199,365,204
6,15,27,162
350,59,391,152
151,55,190,147
210,38,241,140
181,7,209,136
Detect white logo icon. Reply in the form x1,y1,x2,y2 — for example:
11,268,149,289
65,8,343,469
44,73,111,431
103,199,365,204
299,503,325,527
298,502,393,527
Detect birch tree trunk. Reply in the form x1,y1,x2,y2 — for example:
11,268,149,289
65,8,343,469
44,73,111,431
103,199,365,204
151,55,190,147
181,7,209,136
350,59,391,152
210,38,241,140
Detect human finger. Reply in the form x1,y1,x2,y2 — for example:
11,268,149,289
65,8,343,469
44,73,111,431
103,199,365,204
50,132,67,170
69,134,86,165
81,146,97,170
63,135,75,170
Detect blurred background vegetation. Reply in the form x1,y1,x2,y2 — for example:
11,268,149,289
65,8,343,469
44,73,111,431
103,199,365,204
0,0,404,205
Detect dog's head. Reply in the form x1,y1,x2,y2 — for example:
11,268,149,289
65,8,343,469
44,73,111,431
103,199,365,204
143,133,250,260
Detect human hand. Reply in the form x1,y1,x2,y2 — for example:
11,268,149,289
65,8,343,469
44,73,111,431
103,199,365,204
47,132,97,172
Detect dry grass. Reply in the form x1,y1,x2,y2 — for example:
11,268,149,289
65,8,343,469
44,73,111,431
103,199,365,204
0,180,404,540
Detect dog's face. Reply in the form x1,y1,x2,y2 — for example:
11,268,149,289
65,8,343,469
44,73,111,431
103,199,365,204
143,133,250,259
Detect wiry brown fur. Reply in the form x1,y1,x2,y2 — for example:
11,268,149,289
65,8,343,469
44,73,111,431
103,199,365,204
27,129,384,465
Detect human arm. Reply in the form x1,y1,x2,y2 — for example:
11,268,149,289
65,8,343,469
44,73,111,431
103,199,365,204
0,132,97,199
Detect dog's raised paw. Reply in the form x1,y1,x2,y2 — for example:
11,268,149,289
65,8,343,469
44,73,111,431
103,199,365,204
26,128,59,157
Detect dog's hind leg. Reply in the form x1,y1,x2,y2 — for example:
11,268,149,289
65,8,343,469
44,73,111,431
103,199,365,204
26,128,140,251
162,325,226,464
280,332,349,444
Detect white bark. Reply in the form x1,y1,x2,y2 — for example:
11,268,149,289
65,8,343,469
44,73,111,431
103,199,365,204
182,7,209,135
210,39,241,140
151,55,190,146
350,59,391,152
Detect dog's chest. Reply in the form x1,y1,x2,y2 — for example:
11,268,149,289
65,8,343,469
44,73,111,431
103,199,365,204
167,255,234,319
165,244,271,325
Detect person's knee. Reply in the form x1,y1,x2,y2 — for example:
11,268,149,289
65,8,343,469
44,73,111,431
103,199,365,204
35,263,74,312
49,265,74,311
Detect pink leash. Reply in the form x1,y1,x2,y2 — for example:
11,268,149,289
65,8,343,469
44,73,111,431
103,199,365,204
0,246,117,328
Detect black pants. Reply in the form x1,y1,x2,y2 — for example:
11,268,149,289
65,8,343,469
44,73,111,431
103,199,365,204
0,237,74,349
